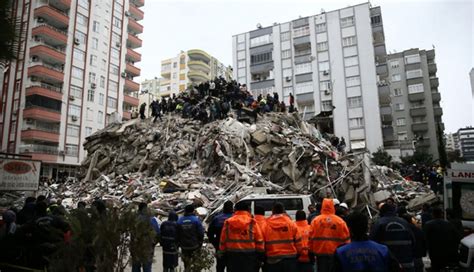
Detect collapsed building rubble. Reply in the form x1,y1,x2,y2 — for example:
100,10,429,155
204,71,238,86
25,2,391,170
0,112,437,218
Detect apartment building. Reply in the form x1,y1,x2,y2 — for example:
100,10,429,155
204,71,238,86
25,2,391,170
232,3,386,152
160,50,232,97
385,48,444,159
458,127,474,162
445,132,459,153
0,0,144,179
139,77,160,116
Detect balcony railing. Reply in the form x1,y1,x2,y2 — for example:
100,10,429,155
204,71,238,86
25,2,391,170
31,39,66,53
34,23,67,36
30,61,64,72
37,2,69,16
24,121,60,133
19,144,59,154
30,82,62,93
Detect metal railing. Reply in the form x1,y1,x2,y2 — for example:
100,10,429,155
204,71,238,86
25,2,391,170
19,144,59,154
24,122,60,133
29,82,62,93
31,39,66,53
34,23,68,36
36,2,69,17
30,60,64,72
24,104,61,113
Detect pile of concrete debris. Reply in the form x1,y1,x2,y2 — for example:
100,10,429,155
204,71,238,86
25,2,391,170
1,112,436,217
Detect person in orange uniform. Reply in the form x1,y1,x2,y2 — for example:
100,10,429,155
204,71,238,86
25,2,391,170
309,198,350,272
254,205,267,232
263,202,303,272
219,201,264,272
294,210,313,272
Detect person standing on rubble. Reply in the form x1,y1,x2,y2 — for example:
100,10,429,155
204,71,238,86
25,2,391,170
263,202,303,272
177,204,205,271
294,210,313,272
219,201,264,272
139,103,146,120
308,198,350,272
208,201,234,272
160,211,179,272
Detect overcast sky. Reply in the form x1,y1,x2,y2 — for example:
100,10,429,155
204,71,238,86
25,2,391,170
138,0,473,133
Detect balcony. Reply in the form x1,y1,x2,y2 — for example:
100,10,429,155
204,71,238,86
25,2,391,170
23,106,61,122
21,129,60,143
433,106,443,116
127,33,142,49
124,94,139,107
126,48,141,62
412,122,428,132
19,144,59,162
378,85,390,104
49,0,71,11
381,114,392,123
188,70,210,82
188,49,211,63
430,77,439,87
131,0,144,8
28,63,64,83
34,5,69,28
408,92,425,102
32,24,67,46
128,19,143,34
30,44,66,64
431,92,441,103
126,62,141,77
123,111,132,120
129,4,144,21
410,107,427,117
188,60,210,73
26,83,62,101
125,78,140,92
428,63,437,74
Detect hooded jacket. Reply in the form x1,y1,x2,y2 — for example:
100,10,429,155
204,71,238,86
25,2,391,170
254,214,267,234
308,198,350,256
219,211,264,254
295,220,311,263
264,213,302,260
160,212,179,253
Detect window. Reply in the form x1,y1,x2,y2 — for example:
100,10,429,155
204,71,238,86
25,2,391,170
391,74,401,82
100,76,105,88
111,48,120,60
393,88,402,96
89,72,96,83
346,76,360,87
238,76,246,84
408,83,424,94
238,68,246,77
343,46,357,57
250,34,272,47
86,108,93,120
109,80,118,95
293,25,310,38
317,42,328,52
173,62,177,68
340,16,354,27
398,132,408,141
74,48,85,61
281,49,291,59
315,23,326,33
99,93,104,105
237,42,245,50
87,89,94,102
67,124,80,137
237,51,246,60
412,116,426,123
295,82,313,94
396,118,406,126
390,60,399,68
70,85,82,98
110,64,119,75
347,96,362,108
113,16,121,27
295,62,312,74
65,144,79,156
342,36,357,47
68,104,81,116
320,80,332,91
295,47,311,57
238,34,245,43
72,66,83,79
101,59,107,70
349,117,364,128
107,96,117,108
318,61,329,71
371,15,381,25
280,32,290,41
78,0,89,9
85,127,93,137
77,13,87,26
250,52,272,64
283,68,292,78
322,100,333,111
406,69,422,79
404,54,420,64
238,60,245,68
76,31,86,44
98,111,103,123
395,103,405,111
172,72,177,79
93,21,100,33
344,56,358,67
283,86,293,96
88,55,96,67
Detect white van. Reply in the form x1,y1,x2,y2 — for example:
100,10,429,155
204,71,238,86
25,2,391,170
236,194,316,220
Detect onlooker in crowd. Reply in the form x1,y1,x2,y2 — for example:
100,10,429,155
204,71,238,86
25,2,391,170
254,206,267,233
160,211,179,272
208,200,234,272
177,204,204,271
306,204,319,224
294,210,313,272
401,213,426,272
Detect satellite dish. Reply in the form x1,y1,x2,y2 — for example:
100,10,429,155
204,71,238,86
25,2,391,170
256,23,262,29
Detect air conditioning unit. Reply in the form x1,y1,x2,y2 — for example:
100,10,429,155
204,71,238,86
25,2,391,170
69,95,75,101
71,115,78,121
91,83,96,89
33,35,40,42
30,76,38,82
74,38,80,45
26,119,34,124
125,11,130,16
37,17,45,23
59,150,65,155
116,42,121,47
323,70,329,76
31,56,39,62
121,72,127,78
324,90,331,95
285,76,292,82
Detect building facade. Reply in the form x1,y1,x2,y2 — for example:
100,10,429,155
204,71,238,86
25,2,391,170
445,132,459,153
458,127,474,162
160,50,232,98
139,77,160,116
232,3,385,153
470,68,474,122
385,48,444,159
0,0,144,179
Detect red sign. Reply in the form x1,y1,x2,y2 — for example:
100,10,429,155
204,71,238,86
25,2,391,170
3,161,32,175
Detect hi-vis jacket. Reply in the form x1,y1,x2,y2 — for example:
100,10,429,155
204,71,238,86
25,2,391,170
254,214,267,234
295,220,311,263
263,214,303,260
219,211,264,254
309,198,350,256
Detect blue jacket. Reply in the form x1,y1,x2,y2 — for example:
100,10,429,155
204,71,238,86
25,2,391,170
207,212,233,248
335,240,391,272
177,214,204,250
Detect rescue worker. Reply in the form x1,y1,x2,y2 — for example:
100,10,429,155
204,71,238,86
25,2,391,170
254,205,267,232
334,212,398,272
309,198,350,272
219,201,264,272
177,204,204,271
294,210,313,272
208,201,234,272
263,202,302,272
160,211,179,272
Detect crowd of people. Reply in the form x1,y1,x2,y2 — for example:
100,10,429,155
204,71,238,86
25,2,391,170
400,165,444,194
0,195,466,272
136,77,298,124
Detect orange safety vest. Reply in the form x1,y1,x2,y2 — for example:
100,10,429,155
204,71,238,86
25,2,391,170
254,214,267,233
295,220,311,263
309,198,350,256
219,211,264,253
264,213,303,260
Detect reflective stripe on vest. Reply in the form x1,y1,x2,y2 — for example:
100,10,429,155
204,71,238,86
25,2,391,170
310,236,350,243
223,221,258,252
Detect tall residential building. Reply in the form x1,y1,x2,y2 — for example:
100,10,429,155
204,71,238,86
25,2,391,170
160,49,232,97
445,132,459,152
0,0,144,179
385,48,444,159
470,68,474,122
458,127,474,162
232,3,385,152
